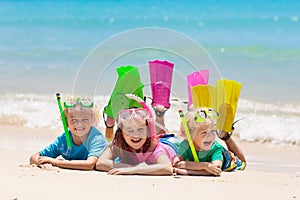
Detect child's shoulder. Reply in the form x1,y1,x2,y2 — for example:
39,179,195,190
212,140,224,148
210,141,225,152
88,127,106,139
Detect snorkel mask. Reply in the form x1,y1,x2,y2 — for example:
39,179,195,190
193,108,219,124
64,97,94,109
116,108,150,126
125,94,156,139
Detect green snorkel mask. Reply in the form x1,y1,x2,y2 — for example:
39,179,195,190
63,97,94,109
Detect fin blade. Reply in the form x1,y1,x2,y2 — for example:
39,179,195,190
104,66,144,118
149,60,174,108
187,69,210,106
216,79,242,132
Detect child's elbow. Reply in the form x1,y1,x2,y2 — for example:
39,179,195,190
160,163,173,175
86,162,96,171
165,166,174,175
29,152,40,165
95,159,110,171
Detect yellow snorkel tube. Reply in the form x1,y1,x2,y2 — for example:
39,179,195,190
178,110,199,162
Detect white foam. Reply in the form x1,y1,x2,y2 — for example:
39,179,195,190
0,94,300,145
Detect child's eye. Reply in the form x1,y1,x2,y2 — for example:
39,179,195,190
126,130,134,134
137,128,145,133
82,119,89,123
201,132,207,137
71,119,77,123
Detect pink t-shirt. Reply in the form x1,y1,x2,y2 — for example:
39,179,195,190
128,143,176,165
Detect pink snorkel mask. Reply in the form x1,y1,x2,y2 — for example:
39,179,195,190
125,94,156,139
116,108,150,127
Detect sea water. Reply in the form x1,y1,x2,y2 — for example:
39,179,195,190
0,0,299,145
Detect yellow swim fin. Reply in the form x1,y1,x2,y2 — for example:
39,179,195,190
191,84,216,109
216,79,242,132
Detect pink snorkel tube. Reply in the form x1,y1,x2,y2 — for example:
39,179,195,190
125,94,156,139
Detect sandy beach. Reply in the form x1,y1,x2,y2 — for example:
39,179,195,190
1,1,300,200
0,125,299,200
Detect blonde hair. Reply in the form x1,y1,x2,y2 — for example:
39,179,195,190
63,96,101,127
180,109,215,137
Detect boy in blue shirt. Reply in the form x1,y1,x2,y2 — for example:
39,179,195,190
30,97,108,170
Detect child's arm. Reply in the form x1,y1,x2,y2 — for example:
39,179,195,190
96,146,135,172
37,155,98,170
107,155,173,175
173,155,222,176
174,168,213,176
95,146,114,171
29,152,56,170
30,152,97,170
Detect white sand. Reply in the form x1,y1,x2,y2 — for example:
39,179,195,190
0,125,299,200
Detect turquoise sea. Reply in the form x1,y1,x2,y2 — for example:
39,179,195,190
0,0,300,145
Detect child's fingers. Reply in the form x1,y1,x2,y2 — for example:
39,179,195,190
174,168,188,175
107,169,121,175
39,163,54,170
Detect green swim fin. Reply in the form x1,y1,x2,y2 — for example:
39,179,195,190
103,65,144,119
216,79,242,132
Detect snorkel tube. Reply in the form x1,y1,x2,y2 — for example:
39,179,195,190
125,94,156,139
56,93,72,154
178,110,199,162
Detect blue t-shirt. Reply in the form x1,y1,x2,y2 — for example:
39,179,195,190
40,127,108,160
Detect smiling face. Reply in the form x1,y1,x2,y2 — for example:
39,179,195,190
121,119,148,151
191,119,217,151
65,107,93,139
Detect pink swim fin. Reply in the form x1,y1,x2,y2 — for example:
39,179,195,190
187,69,210,106
149,60,174,109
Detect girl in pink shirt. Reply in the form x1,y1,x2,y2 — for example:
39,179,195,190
96,107,176,175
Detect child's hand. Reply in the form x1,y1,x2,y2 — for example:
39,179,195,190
175,161,186,169
173,167,189,175
206,163,222,176
38,156,57,166
229,151,237,162
107,167,132,175
107,162,148,175
39,163,55,170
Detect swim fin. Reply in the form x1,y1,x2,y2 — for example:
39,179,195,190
187,69,210,106
149,60,174,109
216,79,242,132
191,84,217,109
103,65,144,119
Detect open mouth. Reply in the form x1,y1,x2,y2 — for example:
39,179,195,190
203,141,212,146
131,138,142,143
75,129,85,133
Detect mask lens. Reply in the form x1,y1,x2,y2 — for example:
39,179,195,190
194,109,219,123
135,109,148,119
80,97,93,108
118,110,132,121
64,97,77,108
116,108,149,126
208,109,219,119
194,110,206,122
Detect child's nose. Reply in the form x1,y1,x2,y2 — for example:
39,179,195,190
75,120,84,126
